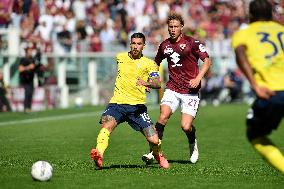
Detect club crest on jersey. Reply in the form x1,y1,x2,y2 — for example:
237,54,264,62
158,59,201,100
199,44,207,53
164,46,173,54
180,44,186,50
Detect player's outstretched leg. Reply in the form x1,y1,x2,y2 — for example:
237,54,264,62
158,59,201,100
90,128,110,169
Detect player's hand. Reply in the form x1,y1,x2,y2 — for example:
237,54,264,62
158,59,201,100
137,77,147,86
137,78,151,92
254,86,275,100
189,78,201,88
145,87,151,93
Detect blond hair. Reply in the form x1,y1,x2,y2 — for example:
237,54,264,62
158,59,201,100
167,12,184,26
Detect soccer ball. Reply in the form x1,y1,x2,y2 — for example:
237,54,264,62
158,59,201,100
31,161,53,181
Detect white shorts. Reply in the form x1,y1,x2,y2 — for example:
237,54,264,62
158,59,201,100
160,89,200,117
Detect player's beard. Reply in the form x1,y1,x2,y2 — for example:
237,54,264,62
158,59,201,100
131,49,141,59
132,49,139,56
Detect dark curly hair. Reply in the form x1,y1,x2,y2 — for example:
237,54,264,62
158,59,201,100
249,0,272,23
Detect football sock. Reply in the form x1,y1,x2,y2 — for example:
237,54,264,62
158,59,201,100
157,139,162,152
155,122,165,140
186,126,196,144
151,122,165,153
148,139,161,152
96,128,110,155
152,143,159,156
252,137,284,174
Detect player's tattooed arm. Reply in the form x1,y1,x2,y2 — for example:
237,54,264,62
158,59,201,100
137,76,161,89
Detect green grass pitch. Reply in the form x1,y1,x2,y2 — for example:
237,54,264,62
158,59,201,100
0,104,283,189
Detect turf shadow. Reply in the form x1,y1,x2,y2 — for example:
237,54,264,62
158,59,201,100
99,164,149,169
91,160,191,170
168,159,191,164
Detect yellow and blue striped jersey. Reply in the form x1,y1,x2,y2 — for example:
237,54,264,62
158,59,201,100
109,52,159,105
232,21,284,90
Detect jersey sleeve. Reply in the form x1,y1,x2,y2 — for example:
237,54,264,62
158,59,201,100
231,29,247,49
192,40,209,61
148,61,159,77
154,43,165,66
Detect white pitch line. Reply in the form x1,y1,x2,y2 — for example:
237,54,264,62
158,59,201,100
0,106,158,127
0,111,102,127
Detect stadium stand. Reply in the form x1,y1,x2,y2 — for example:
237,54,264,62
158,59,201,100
0,0,283,111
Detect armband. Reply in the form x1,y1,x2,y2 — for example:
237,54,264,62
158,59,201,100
149,72,160,77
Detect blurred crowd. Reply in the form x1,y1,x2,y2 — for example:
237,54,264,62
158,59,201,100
0,0,283,54
0,0,251,54
0,0,284,109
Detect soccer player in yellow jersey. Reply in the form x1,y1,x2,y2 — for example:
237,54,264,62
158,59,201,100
90,33,170,169
232,0,284,174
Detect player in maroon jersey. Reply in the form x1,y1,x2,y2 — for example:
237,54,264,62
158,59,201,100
142,13,212,164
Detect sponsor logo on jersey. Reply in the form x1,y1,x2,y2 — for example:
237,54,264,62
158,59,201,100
164,45,173,54
170,52,182,67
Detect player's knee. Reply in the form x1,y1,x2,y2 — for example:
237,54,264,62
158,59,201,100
158,114,169,125
101,115,116,124
181,126,191,133
181,122,192,132
100,116,117,133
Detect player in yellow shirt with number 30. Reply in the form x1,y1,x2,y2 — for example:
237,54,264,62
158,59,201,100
232,0,284,174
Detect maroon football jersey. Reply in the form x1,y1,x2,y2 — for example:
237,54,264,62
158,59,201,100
155,34,209,94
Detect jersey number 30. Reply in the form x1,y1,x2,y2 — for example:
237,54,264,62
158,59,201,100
257,32,284,59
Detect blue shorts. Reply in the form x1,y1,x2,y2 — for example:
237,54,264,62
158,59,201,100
246,91,284,140
100,104,153,131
